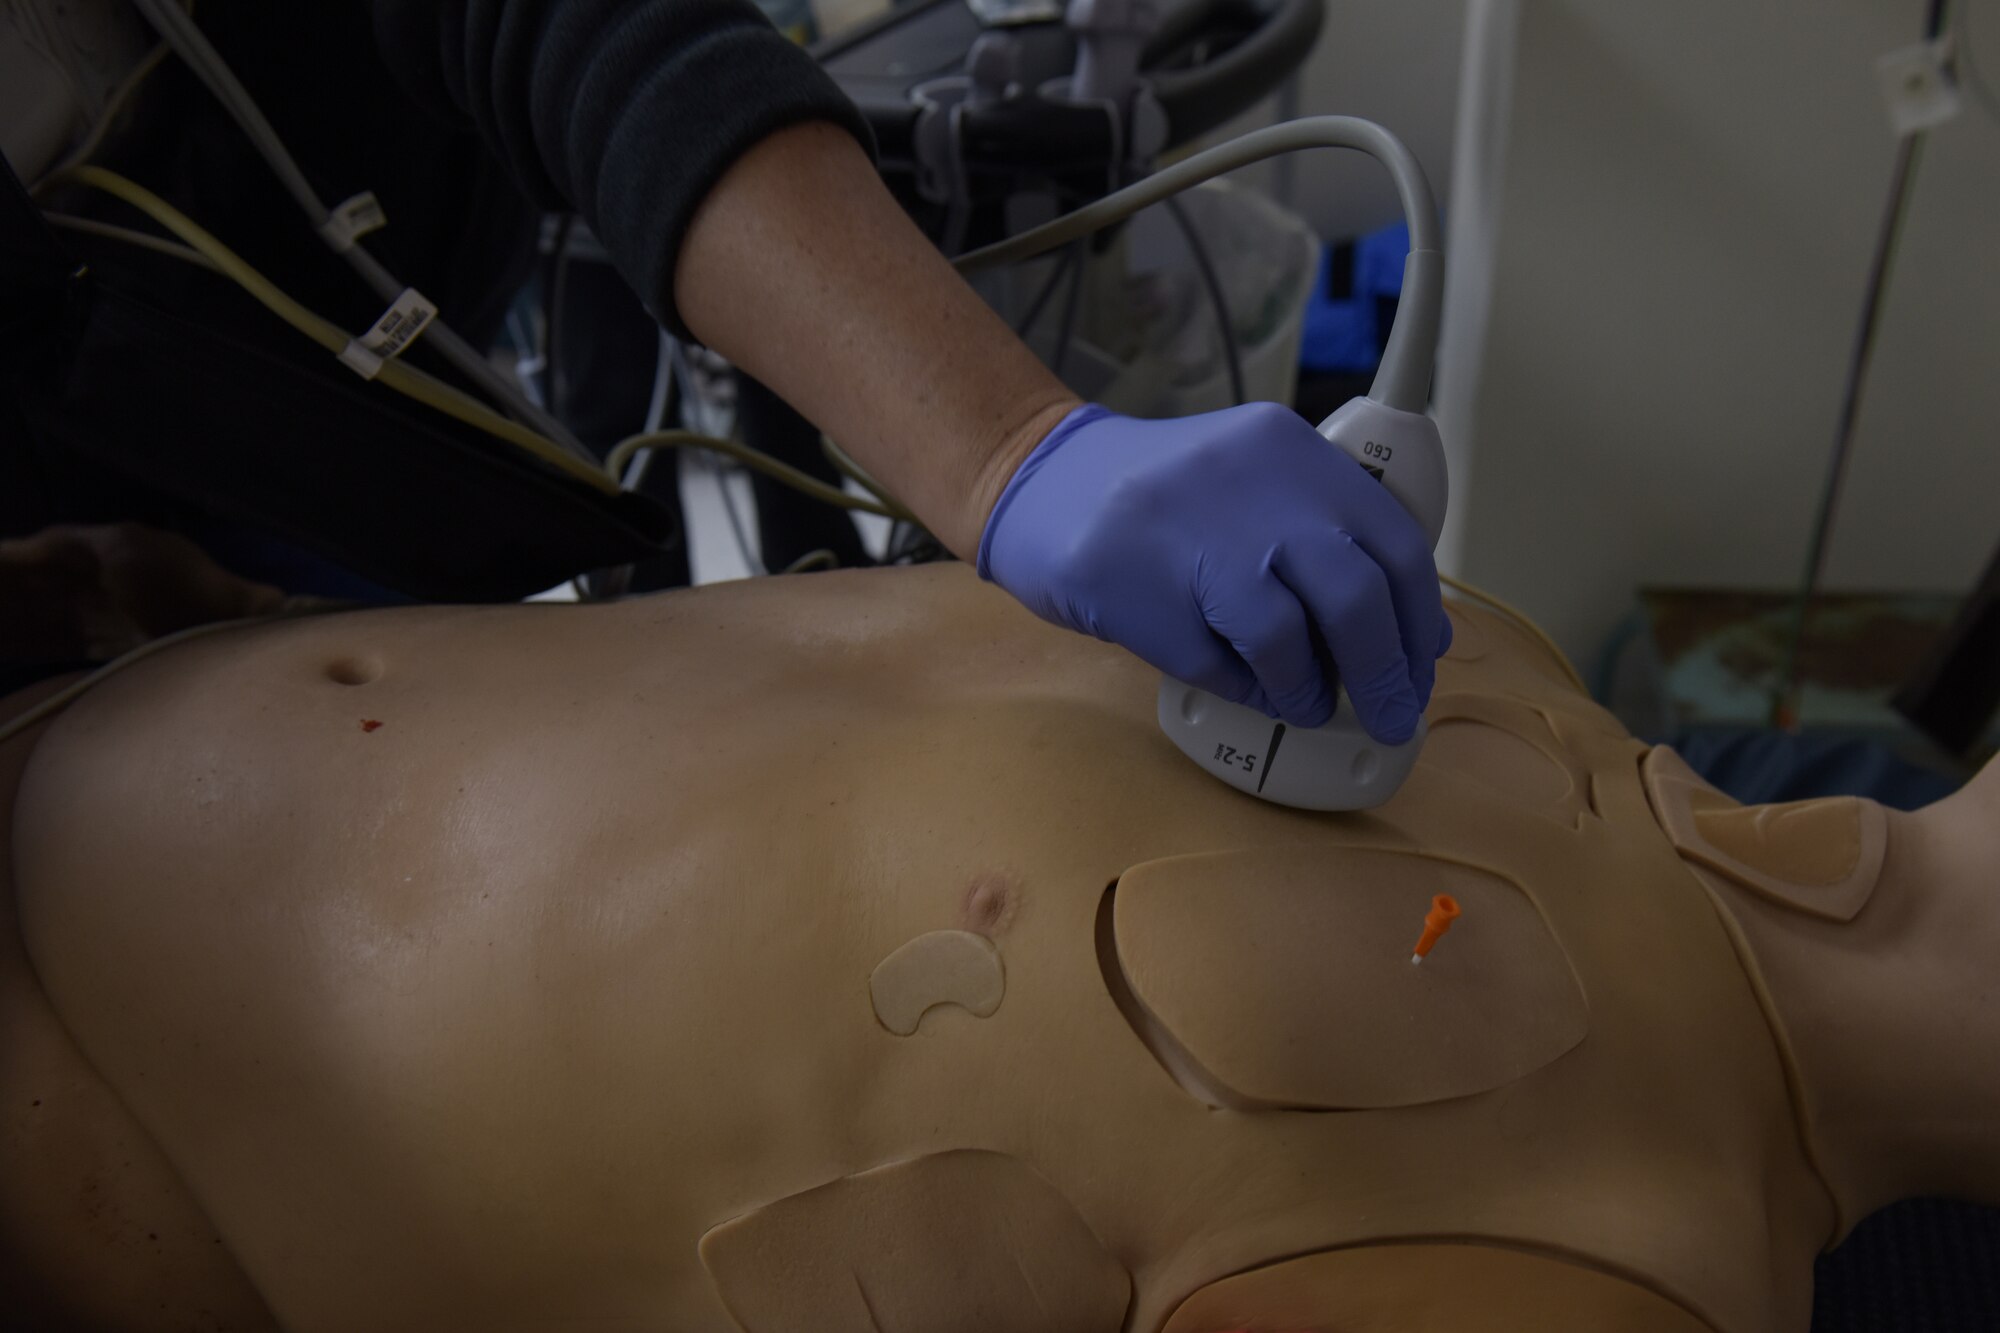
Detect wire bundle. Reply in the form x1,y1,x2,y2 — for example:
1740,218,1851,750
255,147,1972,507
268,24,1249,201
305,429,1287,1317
16,0,1476,734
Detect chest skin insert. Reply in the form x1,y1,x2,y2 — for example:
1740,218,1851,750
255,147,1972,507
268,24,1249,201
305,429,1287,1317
1108,847,1589,1110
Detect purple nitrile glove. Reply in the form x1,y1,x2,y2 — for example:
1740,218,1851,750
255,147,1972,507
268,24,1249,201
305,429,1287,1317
977,402,1451,744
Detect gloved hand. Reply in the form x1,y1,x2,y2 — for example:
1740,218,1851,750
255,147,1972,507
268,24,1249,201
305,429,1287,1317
978,403,1450,743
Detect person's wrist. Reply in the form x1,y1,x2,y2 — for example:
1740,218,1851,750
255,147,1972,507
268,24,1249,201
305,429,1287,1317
950,390,1085,562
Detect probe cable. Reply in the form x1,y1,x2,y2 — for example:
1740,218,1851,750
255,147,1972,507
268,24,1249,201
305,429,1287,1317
13,108,1588,745
952,116,1444,417
43,119,1509,611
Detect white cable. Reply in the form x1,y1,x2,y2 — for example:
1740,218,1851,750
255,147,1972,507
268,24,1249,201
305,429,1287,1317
126,0,594,462
957,115,1441,261
0,604,349,749
953,115,1444,413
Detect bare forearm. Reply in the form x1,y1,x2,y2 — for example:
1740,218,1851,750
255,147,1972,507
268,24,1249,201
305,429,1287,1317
674,121,1081,558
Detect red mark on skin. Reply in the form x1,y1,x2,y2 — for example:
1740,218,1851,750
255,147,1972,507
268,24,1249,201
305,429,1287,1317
360,719,383,733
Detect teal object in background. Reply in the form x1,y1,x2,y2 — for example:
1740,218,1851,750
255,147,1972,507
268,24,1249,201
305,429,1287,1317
1600,589,1997,773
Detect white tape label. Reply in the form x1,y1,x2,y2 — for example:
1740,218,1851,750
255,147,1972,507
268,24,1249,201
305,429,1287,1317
1876,39,1963,135
319,192,388,252
337,288,437,380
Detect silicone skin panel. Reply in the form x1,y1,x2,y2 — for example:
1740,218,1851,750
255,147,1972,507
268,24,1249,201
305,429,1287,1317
1641,747,1885,923
1108,848,1588,1110
869,930,1007,1035
698,1150,1130,1332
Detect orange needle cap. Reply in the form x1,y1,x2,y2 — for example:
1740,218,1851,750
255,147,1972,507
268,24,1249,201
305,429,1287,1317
1411,893,1462,964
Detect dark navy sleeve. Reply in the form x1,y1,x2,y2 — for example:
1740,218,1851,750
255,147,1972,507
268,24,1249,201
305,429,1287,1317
371,0,874,338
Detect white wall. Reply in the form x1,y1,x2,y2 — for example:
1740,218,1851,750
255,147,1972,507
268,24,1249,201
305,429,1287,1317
1435,0,2000,665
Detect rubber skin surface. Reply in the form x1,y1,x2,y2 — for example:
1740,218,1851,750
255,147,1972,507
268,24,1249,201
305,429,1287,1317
10,565,1996,1330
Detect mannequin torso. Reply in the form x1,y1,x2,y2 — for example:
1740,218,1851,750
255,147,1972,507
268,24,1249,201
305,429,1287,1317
9,567,1992,1331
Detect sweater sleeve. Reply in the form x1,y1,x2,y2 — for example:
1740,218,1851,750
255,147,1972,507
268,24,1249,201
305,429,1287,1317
371,0,874,339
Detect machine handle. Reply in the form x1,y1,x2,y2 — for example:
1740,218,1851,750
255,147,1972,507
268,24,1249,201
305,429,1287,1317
1145,0,1325,144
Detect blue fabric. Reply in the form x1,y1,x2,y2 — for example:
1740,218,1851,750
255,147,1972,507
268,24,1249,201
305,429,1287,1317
1300,221,1409,375
1814,1198,2000,1332
978,402,1449,742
